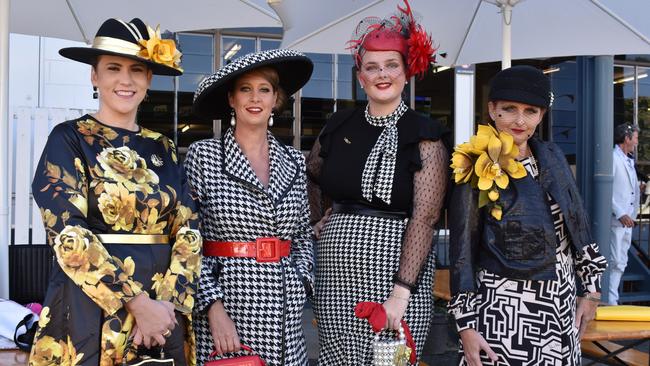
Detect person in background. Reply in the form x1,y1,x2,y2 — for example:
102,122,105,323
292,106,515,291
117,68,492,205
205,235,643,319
609,123,641,305
30,17,201,366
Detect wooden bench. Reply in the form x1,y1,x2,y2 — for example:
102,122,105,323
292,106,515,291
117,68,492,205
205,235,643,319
582,340,649,366
581,320,650,366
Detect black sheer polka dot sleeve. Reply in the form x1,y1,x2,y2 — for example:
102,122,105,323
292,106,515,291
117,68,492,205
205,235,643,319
395,139,448,291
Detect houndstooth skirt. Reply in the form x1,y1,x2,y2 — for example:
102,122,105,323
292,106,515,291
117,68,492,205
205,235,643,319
314,213,434,365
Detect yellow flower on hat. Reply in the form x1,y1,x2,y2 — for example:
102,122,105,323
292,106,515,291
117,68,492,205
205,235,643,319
450,124,527,220
138,25,183,72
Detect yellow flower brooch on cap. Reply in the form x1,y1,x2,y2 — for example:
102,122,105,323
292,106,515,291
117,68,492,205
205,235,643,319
450,124,527,220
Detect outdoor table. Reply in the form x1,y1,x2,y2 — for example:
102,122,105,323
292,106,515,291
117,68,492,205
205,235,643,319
582,320,650,365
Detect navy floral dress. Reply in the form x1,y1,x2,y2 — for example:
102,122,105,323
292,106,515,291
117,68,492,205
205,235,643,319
29,115,202,366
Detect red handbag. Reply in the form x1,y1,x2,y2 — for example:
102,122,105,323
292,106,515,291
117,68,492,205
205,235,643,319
205,345,266,366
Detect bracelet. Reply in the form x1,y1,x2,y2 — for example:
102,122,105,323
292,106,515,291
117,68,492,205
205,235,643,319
392,273,416,293
583,293,601,302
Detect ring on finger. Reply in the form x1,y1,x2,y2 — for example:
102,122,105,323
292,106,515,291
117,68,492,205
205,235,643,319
163,329,172,338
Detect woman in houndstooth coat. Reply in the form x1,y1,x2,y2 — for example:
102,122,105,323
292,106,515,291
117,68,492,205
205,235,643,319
186,50,315,366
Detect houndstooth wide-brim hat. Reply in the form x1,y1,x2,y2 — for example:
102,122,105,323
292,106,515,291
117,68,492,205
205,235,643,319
193,49,313,119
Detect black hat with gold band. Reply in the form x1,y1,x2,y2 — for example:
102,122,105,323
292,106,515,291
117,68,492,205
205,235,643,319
59,18,183,76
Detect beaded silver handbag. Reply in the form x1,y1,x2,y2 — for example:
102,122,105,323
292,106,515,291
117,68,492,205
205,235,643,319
372,325,412,366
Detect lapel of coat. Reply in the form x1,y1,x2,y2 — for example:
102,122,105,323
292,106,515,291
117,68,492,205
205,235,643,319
267,134,299,207
530,138,571,215
615,146,635,188
221,128,266,194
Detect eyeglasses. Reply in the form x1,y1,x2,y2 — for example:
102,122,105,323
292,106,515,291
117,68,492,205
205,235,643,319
360,62,404,79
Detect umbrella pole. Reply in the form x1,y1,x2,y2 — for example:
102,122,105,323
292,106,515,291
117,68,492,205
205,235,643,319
501,2,513,70
0,0,10,299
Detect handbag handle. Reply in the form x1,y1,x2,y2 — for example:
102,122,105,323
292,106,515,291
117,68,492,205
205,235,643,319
122,337,167,365
373,321,407,341
209,344,255,358
355,302,417,364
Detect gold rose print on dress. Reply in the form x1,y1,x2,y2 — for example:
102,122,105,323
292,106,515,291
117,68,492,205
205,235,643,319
32,118,202,365
51,225,144,314
29,307,84,366
152,227,202,313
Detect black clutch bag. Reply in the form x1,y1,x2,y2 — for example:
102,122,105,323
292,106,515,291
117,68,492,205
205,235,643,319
121,338,175,366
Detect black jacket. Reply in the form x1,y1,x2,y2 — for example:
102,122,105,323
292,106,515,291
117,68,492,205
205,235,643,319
449,138,594,294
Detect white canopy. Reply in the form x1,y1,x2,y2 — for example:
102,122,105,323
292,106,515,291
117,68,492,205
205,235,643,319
270,0,650,68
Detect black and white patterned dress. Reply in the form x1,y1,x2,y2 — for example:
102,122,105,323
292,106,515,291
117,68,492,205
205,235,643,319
185,128,314,366
449,157,607,366
307,105,449,365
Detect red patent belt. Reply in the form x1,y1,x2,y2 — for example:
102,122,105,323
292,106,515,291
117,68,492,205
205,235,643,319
203,238,291,263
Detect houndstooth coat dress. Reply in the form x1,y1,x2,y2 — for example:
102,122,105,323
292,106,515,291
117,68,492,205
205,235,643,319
185,128,314,366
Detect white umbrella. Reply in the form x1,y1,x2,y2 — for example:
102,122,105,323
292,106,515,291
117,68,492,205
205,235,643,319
270,0,650,69
11,0,281,43
0,0,281,298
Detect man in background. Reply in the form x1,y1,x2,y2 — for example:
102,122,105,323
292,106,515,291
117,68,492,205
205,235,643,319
609,123,641,305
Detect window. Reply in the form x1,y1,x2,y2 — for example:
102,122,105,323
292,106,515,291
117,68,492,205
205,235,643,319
142,33,215,151
222,36,256,65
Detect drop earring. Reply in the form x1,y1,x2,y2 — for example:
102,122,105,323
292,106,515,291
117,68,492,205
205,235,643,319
92,86,98,99
230,110,236,127
268,112,274,127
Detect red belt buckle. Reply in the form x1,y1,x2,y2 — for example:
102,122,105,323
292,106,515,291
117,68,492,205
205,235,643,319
256,237,280,262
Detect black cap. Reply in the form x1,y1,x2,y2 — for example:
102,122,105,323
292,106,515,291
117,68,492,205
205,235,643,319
488,65,551,108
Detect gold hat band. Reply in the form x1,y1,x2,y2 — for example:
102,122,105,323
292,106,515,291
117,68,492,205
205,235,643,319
92,36,142,56
97,234,169,245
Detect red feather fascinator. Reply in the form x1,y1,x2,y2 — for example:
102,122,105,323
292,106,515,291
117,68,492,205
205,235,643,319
347,0,438,79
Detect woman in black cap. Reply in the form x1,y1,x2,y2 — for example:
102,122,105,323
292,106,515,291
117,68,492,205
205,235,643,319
448,65,607,366
187,49,314,365
30,18,201,366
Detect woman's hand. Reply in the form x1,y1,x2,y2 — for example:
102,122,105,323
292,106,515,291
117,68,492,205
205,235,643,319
159,300,177,323
131,324,158,348
576,294,599,339
459,328,498,366
382,285,410,330
207,300,241,355
125,293,176,348
313,208,332,239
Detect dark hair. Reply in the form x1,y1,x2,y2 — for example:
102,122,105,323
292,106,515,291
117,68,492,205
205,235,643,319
229,66,288,112
614,123,639,145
